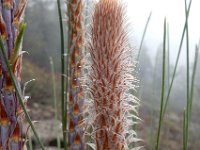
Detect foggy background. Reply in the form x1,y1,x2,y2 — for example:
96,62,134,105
22,0,200,149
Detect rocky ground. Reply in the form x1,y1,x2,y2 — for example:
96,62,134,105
27,101,200,150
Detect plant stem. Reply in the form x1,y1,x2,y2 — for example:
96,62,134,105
155,18,166,150
56,0,67,149
162,0,193,118
183,109,186,150
0,37,45,150
184,0,190,148
167,23,170,89
50,57,61,149
28,134,33,150
189,43,200,118
137,11,152,61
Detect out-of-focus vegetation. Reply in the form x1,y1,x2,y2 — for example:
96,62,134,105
24,0,61,71
21,59,61,105
139,44,200,111
22,0,62,106
138,43,200,149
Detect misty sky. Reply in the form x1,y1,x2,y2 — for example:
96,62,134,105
127,0,200,64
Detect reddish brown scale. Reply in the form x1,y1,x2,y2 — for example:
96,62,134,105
76,21,81,32
73,102,80,115
96,138,100,150
10,123,20,142
70,50,76,67
74,48,79,60
69,118,75,132
102,98,107,106
75,5,81,20
103,132,109,149
72,0,76,4
0,100,10,126
69,93,73,104
3,0,13,8
112,132,117,143
5,73,14,91
0,14,7,40
74,133,81,145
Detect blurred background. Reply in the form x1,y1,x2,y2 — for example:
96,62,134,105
22,0,200,149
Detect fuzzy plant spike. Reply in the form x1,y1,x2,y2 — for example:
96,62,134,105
86,0,141,149
0,0,27,149
67,0,85,149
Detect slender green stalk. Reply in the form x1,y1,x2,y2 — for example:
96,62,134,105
50,57,61,149
189,43,200,118
56,0,67,149
183,44,199,150
183,0,190,148
0,37,45,150
28,134,33,150
167,23,170,89
137,11,152,61
136,11,152,99
162,0,192,117
163,27,171,149
183,109,186,150
183,40,199,150
149,110,156,150
155,18,166,150
149,49,160,150
165,26,171,148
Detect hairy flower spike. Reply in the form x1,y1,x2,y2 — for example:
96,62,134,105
86,0,140,149
67,0,85,149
